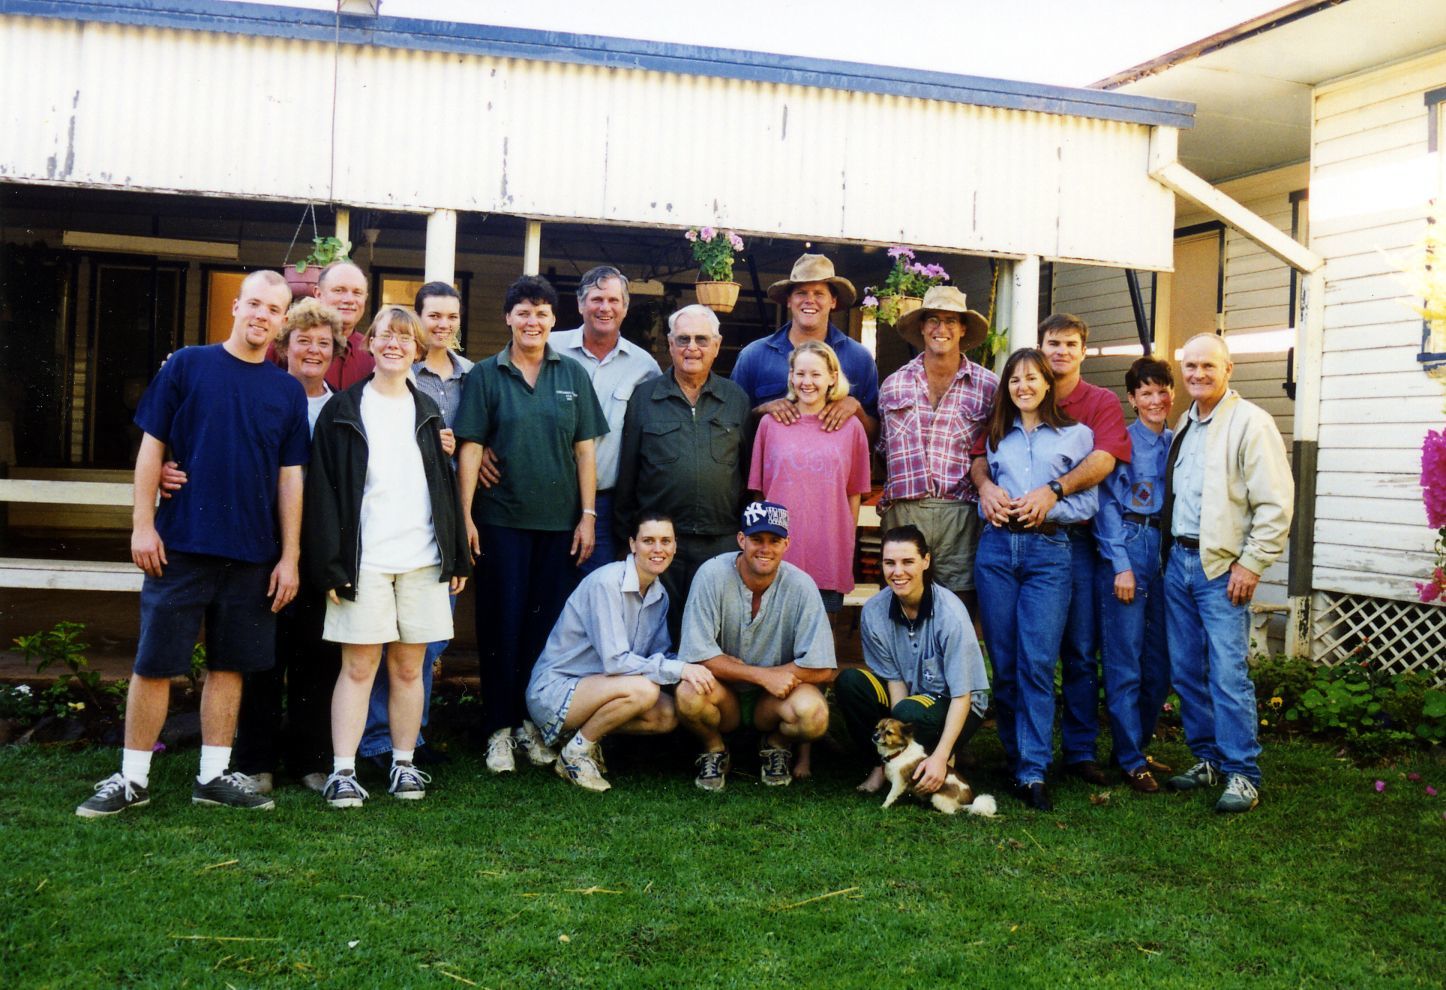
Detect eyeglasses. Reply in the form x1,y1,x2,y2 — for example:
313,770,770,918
374,330,416,344
923,315,963,328
670,333,717,348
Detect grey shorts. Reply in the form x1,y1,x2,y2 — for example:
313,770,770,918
881,499,981,593
526,672,580,747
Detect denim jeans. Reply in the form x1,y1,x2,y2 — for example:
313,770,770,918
1059,526,1101,765
974,525,1073,786
1097,522,1171,772
1164,545,1261,783
578,491,617,578
358,594,457,759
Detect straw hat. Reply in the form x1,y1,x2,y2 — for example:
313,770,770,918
766,253,857,308
892,285,989,351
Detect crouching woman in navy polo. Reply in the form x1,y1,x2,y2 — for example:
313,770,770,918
837,524,990,797
304,305,472,810
971,348,1096,811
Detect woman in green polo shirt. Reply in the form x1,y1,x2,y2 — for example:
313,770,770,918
455,275,609,775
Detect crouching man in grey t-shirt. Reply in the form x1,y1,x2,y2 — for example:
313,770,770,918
675,500,837,791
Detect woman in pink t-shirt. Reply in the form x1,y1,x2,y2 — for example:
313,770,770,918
748,340,872,611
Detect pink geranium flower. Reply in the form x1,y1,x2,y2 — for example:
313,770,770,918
1423,430,1446,530
1374,779,1387,792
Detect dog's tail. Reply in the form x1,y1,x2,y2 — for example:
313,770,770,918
965,793,998,817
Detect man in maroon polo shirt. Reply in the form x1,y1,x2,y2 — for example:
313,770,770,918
268,261,375,389
971,313,1130,785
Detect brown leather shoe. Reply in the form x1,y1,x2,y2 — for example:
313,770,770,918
1066,760,1108,785
1145,754,1173,775
1126,768,1160,793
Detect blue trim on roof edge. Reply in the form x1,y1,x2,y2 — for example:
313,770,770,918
1,0,1195,128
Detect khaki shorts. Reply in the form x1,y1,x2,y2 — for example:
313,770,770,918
323,564,453,645
881,498,981,593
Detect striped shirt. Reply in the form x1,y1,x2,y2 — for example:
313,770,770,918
877,354,998,512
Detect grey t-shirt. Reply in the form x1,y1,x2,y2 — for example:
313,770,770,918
678,553,836,674
860,585,989,717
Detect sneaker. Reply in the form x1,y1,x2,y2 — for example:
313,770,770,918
1216,774,1260,813
300,772,329,794
388,761,431,800
590,740,608,776
1168,760,1220,792
193,771,276,810
515,721,558,767
485,729,517,774
322,770,369,809
1125,767,1160,793
555,751,611,792
694,750,731,792
250,772,275,795
759,745,793,787
76,773,150,818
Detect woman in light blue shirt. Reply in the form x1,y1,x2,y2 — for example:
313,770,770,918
973,348,1096,811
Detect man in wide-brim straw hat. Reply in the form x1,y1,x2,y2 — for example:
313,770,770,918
876,284,998,617
730,252,879,439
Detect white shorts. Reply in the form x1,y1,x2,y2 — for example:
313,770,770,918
323,565,453,645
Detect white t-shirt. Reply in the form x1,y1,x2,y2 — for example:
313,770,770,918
359,383,440,573
306,385,333,436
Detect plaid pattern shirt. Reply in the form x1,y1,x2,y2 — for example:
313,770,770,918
877,354,998,512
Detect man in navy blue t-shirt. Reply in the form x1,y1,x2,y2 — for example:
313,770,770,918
77,269,311,818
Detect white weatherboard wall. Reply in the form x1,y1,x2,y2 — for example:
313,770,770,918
1308,50,1446,604
0,14,1178,268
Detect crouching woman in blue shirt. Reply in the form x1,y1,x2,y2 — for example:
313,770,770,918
526,512,717,792
972,348,1097,811
837,524,990,797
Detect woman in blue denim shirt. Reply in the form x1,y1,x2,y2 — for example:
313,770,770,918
973,349,1096,811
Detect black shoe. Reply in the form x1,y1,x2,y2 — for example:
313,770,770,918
414,744,451,766
1065,760,1108,786
1012,781,1053,811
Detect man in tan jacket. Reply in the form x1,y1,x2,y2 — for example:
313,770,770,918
1161,333,1293,814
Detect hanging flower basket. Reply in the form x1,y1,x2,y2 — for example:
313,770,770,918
283,263,322,300
695,280,741,314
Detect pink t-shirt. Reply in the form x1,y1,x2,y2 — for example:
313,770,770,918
748,414,872,593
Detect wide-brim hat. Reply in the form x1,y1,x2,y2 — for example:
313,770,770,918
766,253,857,308
893,285,989,352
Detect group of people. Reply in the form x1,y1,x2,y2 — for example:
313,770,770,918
75,246,1293,820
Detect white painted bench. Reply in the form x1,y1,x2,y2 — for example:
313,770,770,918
0,478,144,592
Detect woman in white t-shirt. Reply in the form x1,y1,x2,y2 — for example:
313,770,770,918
304,306,472,809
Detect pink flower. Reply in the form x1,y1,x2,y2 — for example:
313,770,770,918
728,232,744,251
887,245,915,260
1408,771,1422,782
1162,702,1173,713
1427,785,1438,797
862,295,879,308
1374,779,1386,792
684,229,698,242
1420,581,1442,604
1422,430,1446,529
700,226,715,242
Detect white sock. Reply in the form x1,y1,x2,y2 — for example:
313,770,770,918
333,756,356,775
392,748,414,766
121,748,152,789
563,733,591,759
197,745,230,784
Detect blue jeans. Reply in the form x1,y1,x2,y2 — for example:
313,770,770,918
358,594,456,759
1164,545,1261,784
578,492,617,578
1097,523,1171,772
974,526,1073,786
1059,527,1102,765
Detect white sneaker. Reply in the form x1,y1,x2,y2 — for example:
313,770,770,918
554,751,611,792
251,772,274,795
515,721,558,766
485,728,517,774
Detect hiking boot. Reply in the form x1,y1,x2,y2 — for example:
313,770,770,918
322,770,369,809
1215,774,1260,814
193,771,276,810
300,772,329,794
388,761,431,800
1168,760,1219,792
694,750,730,792
76,773,150,818
1125,767,1160,793
515,721,558,767
555,752,611,792
759,745,793,787
485,728,517,774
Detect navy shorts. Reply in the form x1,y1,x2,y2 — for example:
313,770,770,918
133,551,278,678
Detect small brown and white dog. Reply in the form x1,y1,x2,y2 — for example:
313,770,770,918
872,718,997,817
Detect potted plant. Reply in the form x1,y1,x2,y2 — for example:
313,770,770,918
861,246,951,325
284,235,351,299
687,226,745,314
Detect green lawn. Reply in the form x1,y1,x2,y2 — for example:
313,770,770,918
1,737,1441,989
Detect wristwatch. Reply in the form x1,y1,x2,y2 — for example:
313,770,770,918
1047,480,1064,500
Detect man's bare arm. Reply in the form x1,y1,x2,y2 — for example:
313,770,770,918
268,464,303,612
702,655,798,698
131,435,167,577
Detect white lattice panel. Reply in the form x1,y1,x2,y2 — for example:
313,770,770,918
1310,591,1446,683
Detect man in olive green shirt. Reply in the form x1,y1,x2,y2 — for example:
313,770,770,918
615,305,750,637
